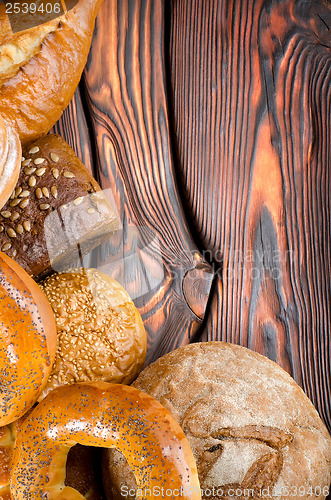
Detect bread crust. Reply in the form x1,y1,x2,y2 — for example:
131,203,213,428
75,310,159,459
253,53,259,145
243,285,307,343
103,342,331,500
0,0,103,144
0,134,119,280
0,252,57,425
0,115,21,210
39,268,147,399
10,382,201,499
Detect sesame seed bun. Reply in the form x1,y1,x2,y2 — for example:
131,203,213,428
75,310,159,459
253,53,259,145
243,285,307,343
38,268,147,399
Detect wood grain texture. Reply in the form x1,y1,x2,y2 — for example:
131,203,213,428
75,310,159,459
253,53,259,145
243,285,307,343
169,0,331,430
56,0,214,365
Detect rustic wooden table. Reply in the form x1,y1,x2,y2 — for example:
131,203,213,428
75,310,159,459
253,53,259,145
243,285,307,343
52,0,331,441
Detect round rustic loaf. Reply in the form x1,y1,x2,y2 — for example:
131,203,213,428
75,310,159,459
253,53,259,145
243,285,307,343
38,268,147,399
103,342,331,500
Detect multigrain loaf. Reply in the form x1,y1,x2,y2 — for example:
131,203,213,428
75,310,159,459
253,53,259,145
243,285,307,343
103,342,331,500
0,134,119,280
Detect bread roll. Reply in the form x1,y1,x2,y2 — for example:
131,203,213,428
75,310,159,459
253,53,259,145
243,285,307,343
0,114,21,210
11,382,200,499
0,252,57,425
0,134,119,280
103,342,331,500
38,268,146,399
0,0,103,144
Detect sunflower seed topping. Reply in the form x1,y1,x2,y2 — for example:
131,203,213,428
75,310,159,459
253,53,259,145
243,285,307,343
23,221,31,232
2,243,11,251
28,176,36,187
52,168,59,179
10,199,20,207
50,153,59,162
15,187,22,197
22,159,31,167
63,171,75,178
40,204,50,211
12,249,17,258
11,212,19,221
35,188,43,199
51,186,58,198
42,187,49,198
24,166,36,175
19,190,30,198
7,228,16,238
1,211,11,218
87,208,96,214
34,158,45,165
36,167,46,176
16,224,24,235
19,199,29,209
29,146,40,154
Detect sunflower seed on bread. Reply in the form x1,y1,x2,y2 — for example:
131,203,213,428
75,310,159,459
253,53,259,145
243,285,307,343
0,134,119,280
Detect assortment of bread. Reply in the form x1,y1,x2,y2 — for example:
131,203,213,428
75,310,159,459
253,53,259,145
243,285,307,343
0,1,330,499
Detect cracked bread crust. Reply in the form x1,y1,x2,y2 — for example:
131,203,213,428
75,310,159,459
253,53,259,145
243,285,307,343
0,0,103,144
103,342,331,500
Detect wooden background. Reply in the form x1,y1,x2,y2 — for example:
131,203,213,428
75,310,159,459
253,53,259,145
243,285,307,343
52,0,331,437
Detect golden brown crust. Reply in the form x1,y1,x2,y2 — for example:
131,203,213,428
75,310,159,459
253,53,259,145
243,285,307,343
103,342,331,500
39,268,147,399
10,382,201,499
0,424,14,500
0,252,57,425
0,115,21,210
0,0,104,144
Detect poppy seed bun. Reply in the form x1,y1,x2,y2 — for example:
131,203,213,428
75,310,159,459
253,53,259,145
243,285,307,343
0,252,57,425
103,342,331,500
38,268,147,399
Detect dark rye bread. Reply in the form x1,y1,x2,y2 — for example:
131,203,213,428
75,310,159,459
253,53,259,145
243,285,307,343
0,134,119,280
103,342,331,500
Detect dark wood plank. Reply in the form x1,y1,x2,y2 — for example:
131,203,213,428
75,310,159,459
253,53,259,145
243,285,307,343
50,87,93,175
54,0,214,365
169,0,331,430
